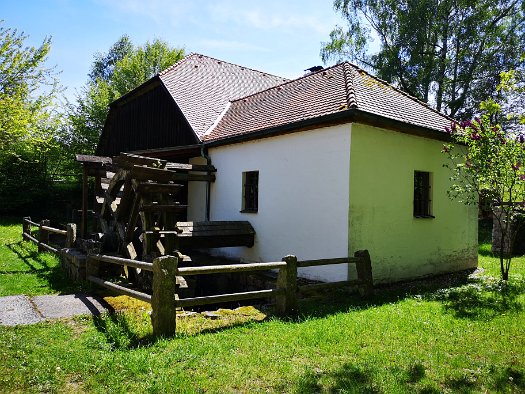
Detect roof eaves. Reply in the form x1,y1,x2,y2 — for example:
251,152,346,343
204,107,451,148
109,76,162,108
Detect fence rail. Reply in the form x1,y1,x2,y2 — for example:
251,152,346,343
84,250,373,337
22,217,77,253
21,216,372,337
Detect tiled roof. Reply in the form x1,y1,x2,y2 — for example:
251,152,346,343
159,53,289,139
204,62,452,142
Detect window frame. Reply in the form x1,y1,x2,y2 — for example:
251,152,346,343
241,171,259,213
413,170,434,218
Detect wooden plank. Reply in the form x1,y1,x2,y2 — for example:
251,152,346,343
90,254,154,271
177,261,286,276
176,221,253,227
177,235,255,248
24,219,39,227
165,162,217,172
177,289,281,308
23,232,39,244
124,194,141,242
134,182,184,194
40,225,67,236
140,204,188,213
297,257,360,268
87,275,152,303
176,229,254,236
298,280,361,295
115,153,167,169
131,165,215,183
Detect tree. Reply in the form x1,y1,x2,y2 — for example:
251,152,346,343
0,21,60,159
321,0,525,119
0,21,62,213
443,78,525,280
67,37,184,154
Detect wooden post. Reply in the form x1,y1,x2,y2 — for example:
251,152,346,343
65,223,77,248
81,164,88,239
151,254,179,337
355,250,373,297
22,217,31,238
276,255,298,316
39,219,50,252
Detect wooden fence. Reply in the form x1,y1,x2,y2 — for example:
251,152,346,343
22,217,77,253
85,250,373,336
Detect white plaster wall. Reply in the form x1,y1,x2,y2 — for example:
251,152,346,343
187,124,352,282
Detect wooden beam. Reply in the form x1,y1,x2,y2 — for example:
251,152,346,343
87,275,152,303
131,165,215,183
177,261,286,276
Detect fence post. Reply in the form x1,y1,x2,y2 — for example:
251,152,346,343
65,223,77,248
276,255,298,316
355,249,373,297
22,217,31,239
39,219,50,252
151,254,179,337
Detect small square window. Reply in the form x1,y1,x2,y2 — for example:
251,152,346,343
242,171,258,213
413,171,434,218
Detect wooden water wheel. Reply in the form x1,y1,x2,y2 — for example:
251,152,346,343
97,153,215,284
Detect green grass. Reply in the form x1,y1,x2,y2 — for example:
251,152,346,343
0,218,524,393
0,216,87,296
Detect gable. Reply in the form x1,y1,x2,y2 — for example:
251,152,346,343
97,81,198,157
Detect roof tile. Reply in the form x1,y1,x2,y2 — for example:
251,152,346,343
159,53,288,139
204,62,452,142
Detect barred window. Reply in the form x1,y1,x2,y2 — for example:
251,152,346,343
242,171,259,212
413,171,434,218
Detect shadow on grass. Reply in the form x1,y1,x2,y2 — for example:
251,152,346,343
293,361,525,394
91,311,156,350
295,269,476,320
6,240,89,294
428,276,525,320
293,362,441,393
91,308,265,349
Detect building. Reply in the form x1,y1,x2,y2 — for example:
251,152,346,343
97,53,478,283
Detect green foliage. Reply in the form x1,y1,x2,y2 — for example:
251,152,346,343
443,76,525,279
0,21,64,214
67,37,184,155
322,0,525,119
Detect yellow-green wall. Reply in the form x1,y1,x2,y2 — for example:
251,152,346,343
349,123,478,283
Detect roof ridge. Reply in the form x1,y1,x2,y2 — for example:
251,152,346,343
229,62,345,104
345,62,454,122
342,63,357,109
159,52,289,81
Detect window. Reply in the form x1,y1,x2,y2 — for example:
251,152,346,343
413,171,434,218
242,171,259,212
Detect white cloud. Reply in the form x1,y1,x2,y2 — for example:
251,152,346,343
208,1,337,35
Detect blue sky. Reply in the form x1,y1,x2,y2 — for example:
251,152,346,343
2,0,351,101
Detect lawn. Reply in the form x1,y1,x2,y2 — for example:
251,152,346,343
0,217,524,393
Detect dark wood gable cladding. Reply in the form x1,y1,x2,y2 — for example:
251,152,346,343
97,78,199,157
